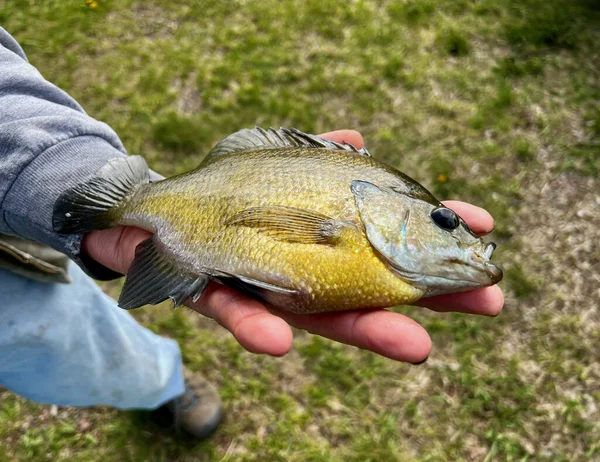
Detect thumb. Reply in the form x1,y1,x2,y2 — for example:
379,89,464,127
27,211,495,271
82,226,152,274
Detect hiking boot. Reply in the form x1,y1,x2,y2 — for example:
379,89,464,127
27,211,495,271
165,369,223,440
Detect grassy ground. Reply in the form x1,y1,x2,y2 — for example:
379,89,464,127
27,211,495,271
1,0,599,460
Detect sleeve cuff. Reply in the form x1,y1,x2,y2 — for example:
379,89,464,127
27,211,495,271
2,135,129,280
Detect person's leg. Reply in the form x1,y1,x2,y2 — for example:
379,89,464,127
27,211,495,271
0,262,184,409
0,261,223,438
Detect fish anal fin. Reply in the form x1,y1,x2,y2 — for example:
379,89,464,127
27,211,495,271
119,237,208,310
225,206,342,245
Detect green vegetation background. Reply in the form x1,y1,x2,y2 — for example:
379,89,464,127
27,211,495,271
1,0,599,460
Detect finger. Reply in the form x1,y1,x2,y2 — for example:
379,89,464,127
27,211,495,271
275,309,431,363
417,285,504,316
189,283,294,357
318,130,364,149
82,226,151,274
443,201,494,236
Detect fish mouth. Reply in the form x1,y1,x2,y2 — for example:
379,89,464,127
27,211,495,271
472,242,503,284
382,237,503,295
484,261,503,284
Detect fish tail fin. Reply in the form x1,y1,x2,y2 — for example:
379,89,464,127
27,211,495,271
53,156,149,234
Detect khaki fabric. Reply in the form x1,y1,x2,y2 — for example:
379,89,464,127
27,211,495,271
0,234,71,283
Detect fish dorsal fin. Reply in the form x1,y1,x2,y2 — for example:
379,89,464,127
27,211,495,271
225,205,342,245
207,127,371,158
119,237,208,309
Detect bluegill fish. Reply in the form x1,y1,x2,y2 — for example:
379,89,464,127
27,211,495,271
53,128,502,313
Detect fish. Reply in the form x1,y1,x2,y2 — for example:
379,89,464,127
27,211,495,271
53,127,502,314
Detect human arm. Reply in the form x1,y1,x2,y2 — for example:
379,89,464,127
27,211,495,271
0,26,129,278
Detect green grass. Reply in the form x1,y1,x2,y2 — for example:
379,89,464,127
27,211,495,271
437,28,471,57
505,265,538,299
1,0,600,460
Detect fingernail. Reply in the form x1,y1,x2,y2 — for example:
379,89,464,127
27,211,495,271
411,357,428,365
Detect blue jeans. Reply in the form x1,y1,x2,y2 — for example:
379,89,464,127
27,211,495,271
0,262,185,409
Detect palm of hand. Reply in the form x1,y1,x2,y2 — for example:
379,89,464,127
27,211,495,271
83,130,503,363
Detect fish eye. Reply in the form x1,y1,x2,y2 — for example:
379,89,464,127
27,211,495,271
431,207,459,231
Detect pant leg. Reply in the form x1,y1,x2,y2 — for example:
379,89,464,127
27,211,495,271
0,262,185,409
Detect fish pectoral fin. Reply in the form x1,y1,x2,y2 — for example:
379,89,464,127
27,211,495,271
211,270,299,307
205,127,371,160
119,237,208,310
225,205,342,245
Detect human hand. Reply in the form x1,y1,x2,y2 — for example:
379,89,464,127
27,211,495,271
83,130,503,363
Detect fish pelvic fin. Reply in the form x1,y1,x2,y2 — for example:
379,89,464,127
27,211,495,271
211,270,300,309
205,127,371,160
119,236,208,310
53,156,149,234
225,205,343,245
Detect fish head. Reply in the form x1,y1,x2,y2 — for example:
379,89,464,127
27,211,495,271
351,180,502,296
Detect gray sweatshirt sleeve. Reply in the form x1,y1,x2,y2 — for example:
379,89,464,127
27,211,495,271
0,27,129,279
